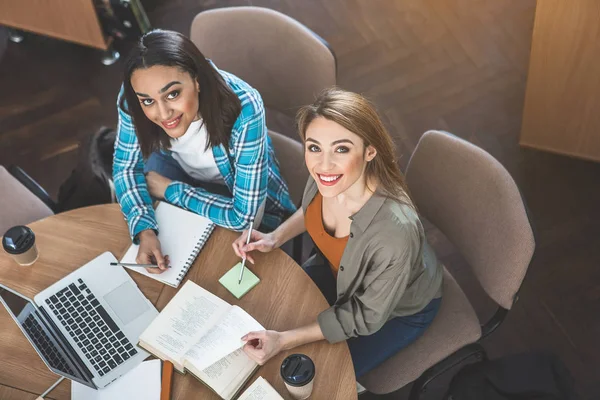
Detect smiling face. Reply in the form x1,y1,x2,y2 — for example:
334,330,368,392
130,65,200,139
304,117,377,198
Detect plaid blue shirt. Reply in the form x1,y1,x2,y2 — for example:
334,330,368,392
113,65,296,242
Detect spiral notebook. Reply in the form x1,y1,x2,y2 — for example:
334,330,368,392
120,201,215,288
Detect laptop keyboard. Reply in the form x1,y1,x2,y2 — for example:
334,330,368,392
45,278,138,377
23,314,75,375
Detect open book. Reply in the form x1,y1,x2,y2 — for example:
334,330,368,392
138,281,264,400
121,201,215,288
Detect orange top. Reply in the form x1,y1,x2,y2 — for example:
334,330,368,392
305,192,349,278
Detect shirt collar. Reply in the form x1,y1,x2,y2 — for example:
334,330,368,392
349,189,387,233
304,177,387,233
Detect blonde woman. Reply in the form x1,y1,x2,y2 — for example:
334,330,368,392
232,88,443,378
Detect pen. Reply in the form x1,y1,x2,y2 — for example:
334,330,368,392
110,262,171,269
238,220,254,284
36,376,64,399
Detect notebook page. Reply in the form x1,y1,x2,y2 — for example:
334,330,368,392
121,201,214,287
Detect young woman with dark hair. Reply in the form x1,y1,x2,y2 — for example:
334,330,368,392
113,29,295,273
232,88,443,379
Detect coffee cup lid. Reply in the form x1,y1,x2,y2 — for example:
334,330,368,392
280,353,315,387
2,226,35,255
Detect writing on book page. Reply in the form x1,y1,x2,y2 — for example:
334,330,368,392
184,306,264,371
245,386,269,399
154,296,223,353
139,281,230,365
238,376,284,400
190,349,257,399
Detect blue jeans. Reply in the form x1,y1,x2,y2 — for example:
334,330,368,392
302,253,441,378
144,151,231,197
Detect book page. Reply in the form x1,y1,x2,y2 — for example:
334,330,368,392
187,349,258,400
238,376,284,400
138,281,230,370
183,305,264,371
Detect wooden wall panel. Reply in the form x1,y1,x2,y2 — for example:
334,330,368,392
0,0,107,49
520,0,600,161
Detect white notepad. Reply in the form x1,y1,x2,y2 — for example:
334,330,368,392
120,201,215,288
71,359,161,400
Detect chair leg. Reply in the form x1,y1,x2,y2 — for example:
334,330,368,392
7,28,25,43
408,343,487,400
100,42,120,66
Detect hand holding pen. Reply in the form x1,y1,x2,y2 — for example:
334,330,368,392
231,225,278,265
135,229,169,274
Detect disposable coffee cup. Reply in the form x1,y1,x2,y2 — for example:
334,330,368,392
2,226,38,266
280,353,315,399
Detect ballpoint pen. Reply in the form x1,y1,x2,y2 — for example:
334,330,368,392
36,376,64,399
109,262,171,268
238,220,254,284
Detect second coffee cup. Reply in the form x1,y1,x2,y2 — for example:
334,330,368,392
280,353,315,399
2,225,38,266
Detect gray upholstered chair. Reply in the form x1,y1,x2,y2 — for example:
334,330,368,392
190,6,336,119
190,6,336,260
267,130,306,206
0,166,56,234
359,130,536,399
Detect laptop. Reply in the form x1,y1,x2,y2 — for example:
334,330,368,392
0,251,158,389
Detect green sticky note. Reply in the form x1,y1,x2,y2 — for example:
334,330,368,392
219,262,260,299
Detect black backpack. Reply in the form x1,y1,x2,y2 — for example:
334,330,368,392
57,127,117,212
446,352,577,400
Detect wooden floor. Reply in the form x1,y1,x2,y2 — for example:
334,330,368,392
1,1,600,399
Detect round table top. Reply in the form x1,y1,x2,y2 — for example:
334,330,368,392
0,204,357,400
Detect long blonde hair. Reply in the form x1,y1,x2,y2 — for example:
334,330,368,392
296,88,414,207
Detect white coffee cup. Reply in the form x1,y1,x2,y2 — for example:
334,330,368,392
280,354,315,399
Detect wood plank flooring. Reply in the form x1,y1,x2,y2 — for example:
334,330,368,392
1,1,600,399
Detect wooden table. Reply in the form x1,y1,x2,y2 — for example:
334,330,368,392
0,204,357,400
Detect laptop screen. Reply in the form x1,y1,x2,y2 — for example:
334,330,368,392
0,286,32,320
0,286,93,387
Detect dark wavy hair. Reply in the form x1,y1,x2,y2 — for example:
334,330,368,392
120,29,241,158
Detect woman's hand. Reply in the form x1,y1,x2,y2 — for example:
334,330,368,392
145,171,172,200
232,230,278,264
137,230,169,274
241,330,285,365
242,324,324,366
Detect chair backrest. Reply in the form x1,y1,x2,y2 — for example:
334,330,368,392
0,166,54,234
268,130,308,206
405,131,535,310
190,6,336,118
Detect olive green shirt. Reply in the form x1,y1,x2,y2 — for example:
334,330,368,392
302,178,443,343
